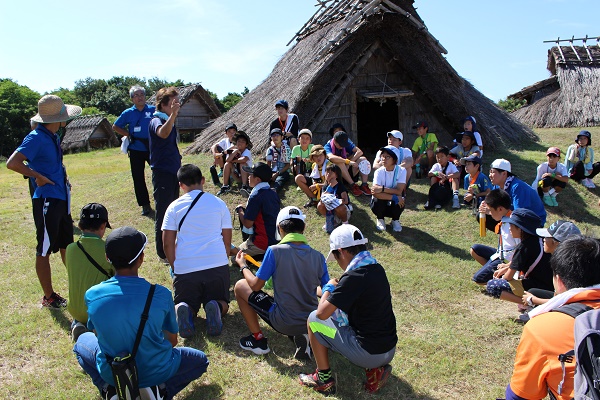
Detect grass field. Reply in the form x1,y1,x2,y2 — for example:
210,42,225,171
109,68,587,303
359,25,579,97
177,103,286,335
1,127,599,399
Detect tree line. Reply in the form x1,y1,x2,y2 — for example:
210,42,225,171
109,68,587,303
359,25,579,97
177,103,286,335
0,76,247,158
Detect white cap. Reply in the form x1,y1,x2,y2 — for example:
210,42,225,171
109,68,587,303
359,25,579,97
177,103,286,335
326,224,368,262
275,206,306,240
387,130,403,141
490,158,512,173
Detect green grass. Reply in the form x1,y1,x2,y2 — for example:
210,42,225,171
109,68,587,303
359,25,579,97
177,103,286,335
1,128,599,399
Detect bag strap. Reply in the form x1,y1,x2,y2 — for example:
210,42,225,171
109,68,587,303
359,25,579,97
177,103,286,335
178,191,204,232
76,241,110,278
523,238,545,278
552,302,593,318
132,284,155,359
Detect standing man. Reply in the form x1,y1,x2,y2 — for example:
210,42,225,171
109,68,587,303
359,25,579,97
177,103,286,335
7,95,81,308
113,85,155,216
162,164,231,337
299,225,397,395
149,87,182,261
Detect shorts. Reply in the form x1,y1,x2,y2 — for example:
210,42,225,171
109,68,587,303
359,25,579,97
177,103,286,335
308,311,395,369
173,264,230,313
33,197,73,256
239,238,266,258
247,290,277,331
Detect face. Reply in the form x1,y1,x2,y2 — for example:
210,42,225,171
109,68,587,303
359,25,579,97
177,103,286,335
488,206,505,222
161,95,180,114
236,138,247,151
578,136,589,146
509,224,522,240
312,153,326,166
464,120,473,132
276,105,287,118
464,161,478,175
547,153,559,167
131,90,146,108
271,133,282,146
248,173,257,188
461,135,473,148
299,134,311,147
435,152,448,165
333,140,344,150
543,236,559,253
225,128,236,139
387,136,401,147
417,126,427,137
381,152,396,168
325,169,338,184
489,168,507,186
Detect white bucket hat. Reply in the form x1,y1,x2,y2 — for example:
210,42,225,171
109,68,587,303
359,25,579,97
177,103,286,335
30,95,82,123
326,224,368,262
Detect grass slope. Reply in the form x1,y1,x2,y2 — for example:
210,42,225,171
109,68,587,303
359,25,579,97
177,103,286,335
0,127,599,399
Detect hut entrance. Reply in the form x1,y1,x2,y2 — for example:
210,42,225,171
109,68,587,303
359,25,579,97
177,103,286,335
356,98,398,155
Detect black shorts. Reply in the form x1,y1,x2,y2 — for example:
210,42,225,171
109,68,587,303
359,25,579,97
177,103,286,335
173,264,230,313
247,290,278,331
32,197,73,256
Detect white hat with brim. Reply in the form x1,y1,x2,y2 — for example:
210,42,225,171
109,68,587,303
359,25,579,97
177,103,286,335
326,224,368,262
30,95,82,123
275,206,306,240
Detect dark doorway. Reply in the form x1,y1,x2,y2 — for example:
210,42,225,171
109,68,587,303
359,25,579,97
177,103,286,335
356,98,399,155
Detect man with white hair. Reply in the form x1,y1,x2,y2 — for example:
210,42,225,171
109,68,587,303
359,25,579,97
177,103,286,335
7,95,81,308
234,206,329,360
113,85,155,216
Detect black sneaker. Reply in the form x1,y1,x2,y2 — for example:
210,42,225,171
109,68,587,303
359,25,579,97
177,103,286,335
239,334,270,355
141,204,152,216
41,292,67,308
216,185,231,196
293,333,312,360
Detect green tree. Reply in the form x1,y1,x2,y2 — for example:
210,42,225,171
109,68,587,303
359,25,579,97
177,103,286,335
0,79,40,158
48,87,79,106
146,77,186,96
497,97,526,113
221,92,243,111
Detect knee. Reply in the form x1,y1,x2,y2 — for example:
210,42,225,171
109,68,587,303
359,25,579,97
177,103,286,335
233,279,250,300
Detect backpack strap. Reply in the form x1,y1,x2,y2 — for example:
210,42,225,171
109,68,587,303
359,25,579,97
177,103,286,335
553,303,594,318
76,241,110,278
132,284,155,359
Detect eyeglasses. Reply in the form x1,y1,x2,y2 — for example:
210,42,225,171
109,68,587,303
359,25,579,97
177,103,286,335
132,92,146,98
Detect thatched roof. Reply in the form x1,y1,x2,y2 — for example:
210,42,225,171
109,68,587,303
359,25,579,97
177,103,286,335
62,115,118,152
511,44,600,128
187,0,535,155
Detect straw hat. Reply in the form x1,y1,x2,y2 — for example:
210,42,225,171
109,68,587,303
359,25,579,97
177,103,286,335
30,95,82,123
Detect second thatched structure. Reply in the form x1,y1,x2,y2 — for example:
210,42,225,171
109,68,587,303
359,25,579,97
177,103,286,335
62,115,119,153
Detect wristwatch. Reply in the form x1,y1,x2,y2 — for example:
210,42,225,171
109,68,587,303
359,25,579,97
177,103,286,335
526,296,534,307
240,266,248,273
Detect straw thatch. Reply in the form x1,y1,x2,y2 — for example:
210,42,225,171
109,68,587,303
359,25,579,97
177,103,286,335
187,0,535,155
510,45,600,128
147,83,221,133
62,115,118,153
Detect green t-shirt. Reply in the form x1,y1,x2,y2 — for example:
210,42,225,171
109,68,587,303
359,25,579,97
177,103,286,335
291,144,314,170
411,133,439,154
66,233,114,323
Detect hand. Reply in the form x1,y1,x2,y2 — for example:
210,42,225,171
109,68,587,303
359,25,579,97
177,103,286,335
478,201,489,214
327,278,339,286
35,175,55,187
171,98,181,116
271,172,279,180
235,250,246,268
522,291,533,306
464,192,473,202
399,197,405,207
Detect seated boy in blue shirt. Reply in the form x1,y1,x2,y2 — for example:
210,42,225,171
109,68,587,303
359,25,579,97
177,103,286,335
460,155,491,211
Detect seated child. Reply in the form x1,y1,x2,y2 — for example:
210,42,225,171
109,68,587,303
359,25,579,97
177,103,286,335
65,203,114,341
461,155,491,211
373,130,413,184
371,146,406,233
470,189,518,284
297,145,329,208
531,147,569,207
317,163,351,234
450,131,481,181
210,123,237,185
485,208,553,306
411,121,438,178
216,131,253,197
565,130,599,188
457,116,484,157
266,128,291,193
290,129,314,179
424,146,460,210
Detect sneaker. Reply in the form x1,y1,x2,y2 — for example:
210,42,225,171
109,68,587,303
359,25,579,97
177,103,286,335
103,385,117,400
240,185,251,198
303,199,317,208
141,204,152,216
434,204,442,210
239,334,270,355
360,183,372,195
551,195,559,207
205,300,223,336
350,184,363,197
71,322,87,342
376,219,386,231
176,302,195,338
543,195,554,207
322,223,328,232
216,185,231,196
139,385,167,400
293,334,312,360
392,220,402,232
41,292,67,308
423,201,431,210
364,364,392,393
584,178,596,188
452,197,460,209
298,370,336,395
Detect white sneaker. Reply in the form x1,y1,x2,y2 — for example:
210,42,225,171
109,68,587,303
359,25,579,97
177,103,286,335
434,204,442,209
392,220,402,232
452,197,460,209
376,219,386,231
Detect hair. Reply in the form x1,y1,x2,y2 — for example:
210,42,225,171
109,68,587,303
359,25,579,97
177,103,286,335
329,123,346,137
466,160,481,171
551,236,600,289
380,147,398,163
129,85,146,98
325,163,342,178
177,164,203,186
233,131,253,150
485,189,512,210
435,146,449,156
518,229,534,242
155,86,179,111
343,244,368,257
491,167,514,177
78,217,106,232
279,218,305,234
112,254,143,270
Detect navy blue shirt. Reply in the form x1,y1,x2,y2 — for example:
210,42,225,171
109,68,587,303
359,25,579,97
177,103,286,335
148,116,181,175
16,125,67,200
114,104,156,152
244,187,280,250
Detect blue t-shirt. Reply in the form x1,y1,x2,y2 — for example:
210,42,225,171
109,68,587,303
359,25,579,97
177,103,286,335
114,104,156,152
16,125,67,200
244,187,280,250
493,177,547,225
323,139,356,158
85,276,181,388
148,116,181,175
463,172,492,192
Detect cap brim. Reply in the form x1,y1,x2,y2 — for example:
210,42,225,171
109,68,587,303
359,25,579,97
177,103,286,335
326,250,336,262
536,228,551,238
105,221,112,229
30,104,82,123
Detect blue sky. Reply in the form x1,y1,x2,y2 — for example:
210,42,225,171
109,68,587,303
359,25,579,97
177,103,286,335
1,0,597,101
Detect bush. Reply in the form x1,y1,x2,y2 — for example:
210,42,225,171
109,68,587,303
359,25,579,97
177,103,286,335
497,97,526,113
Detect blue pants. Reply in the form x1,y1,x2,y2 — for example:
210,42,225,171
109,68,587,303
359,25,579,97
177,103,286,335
73,332,209,400
471,244,502,284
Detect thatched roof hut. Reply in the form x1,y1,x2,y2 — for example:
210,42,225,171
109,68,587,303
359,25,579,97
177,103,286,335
147,83,221,134
510,42,600,128
187,0,534,156
62,115,118,153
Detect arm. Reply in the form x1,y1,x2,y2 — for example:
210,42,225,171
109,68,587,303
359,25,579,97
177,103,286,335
237,207,255,229
162,230,177,267
400,156,413,170
315,280,339,320
350,146,363,161
163,330,178,347
235,250,266,292
222,228,232,257
156,99,180,139
112,124,129,137
6,151,54,186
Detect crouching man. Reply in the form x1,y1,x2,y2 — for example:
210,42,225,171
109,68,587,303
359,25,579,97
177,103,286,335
299,225,397,395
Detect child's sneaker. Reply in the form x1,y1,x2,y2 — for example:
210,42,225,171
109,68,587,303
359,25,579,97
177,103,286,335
205,300,223,336
360,183,372,195
239,334,270,355
41,292,67,308
434,204,442,210
216,185,231,196
293,333,312,360
71,322,87,342
364,364,392,393
551,195,559,207
543,195,554,207
376,219,386,231
350,184,363,196
423,201,432,210
176,302,195,338
452,197,460,209
392,220,402,232
298,370,336,395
